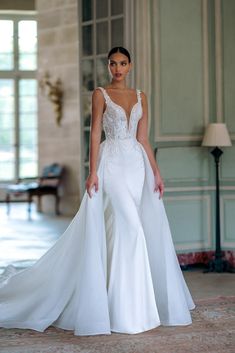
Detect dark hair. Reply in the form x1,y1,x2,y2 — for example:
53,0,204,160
107,47,131,63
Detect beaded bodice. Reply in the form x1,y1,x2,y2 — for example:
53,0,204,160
97,87,142,140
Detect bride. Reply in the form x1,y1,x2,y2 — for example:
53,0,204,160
0,46,196,336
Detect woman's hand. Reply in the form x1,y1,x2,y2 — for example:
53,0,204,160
154,173,164,199
86,173,99,198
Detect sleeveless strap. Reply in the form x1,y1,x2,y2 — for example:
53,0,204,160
98,86,141,105
137,89,141,102
96,87,109,104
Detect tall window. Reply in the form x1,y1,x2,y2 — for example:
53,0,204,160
80,0,125,183
0,15,37,181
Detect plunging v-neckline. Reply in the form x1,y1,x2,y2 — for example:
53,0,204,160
104,88,139,130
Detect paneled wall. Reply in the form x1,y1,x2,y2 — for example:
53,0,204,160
153,0,208,141
221,0,235,136
35,0,235,256
143,0,235,255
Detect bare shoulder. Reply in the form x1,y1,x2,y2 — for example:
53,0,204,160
139,91,148,109
139,90,147,101
92,88,105,103
92,87,103,97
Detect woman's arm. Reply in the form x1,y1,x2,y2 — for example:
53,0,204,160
136,92,164,198
85,89,104,198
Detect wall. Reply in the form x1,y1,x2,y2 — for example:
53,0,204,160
2,0,233,259
146,0,235,260
36,0,81,215
0,0,35,11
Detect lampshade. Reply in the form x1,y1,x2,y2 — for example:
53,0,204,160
202,123,232,147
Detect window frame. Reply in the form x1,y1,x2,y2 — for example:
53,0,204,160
79,0,134,191
0,12,37,183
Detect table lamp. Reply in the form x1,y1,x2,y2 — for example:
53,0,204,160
202,123,234,272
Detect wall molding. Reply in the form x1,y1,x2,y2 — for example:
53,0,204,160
157,145,210,183
220,195,235,248
220,145,235,182
217,0,235,139
124,0,135,88
215,0,223,123
153,0,210,142
164,195,212,251
151,0,161,140
134,0,152,132
202,0,210,129
165,186,235,192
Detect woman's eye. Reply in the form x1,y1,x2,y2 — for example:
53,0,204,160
121,62,127,66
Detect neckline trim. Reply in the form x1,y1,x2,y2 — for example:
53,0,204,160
102,88,139,130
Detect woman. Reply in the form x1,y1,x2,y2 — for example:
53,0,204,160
0,47,195,336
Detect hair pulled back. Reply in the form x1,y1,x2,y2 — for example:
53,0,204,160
107,47,131,63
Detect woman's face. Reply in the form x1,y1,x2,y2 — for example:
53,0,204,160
108,52,132,82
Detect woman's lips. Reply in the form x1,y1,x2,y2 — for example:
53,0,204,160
115,73,122,78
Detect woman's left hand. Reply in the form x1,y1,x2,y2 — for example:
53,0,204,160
154,173,164,199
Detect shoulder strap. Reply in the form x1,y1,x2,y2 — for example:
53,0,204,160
137,89,142,102
96,87,109,104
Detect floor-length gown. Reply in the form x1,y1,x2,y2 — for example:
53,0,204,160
0,87,196,336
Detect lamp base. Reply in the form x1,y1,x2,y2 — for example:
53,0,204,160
204,256,235,273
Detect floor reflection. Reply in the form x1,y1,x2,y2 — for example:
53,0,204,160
0,203,72,274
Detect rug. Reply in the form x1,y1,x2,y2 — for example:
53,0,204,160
0,296,234,353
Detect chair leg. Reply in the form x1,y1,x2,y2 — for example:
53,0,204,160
37,195,42,212
28,194,32,219
6,193,10,215
55,194,60,215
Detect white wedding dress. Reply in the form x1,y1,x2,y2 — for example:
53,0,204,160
0,87,196,336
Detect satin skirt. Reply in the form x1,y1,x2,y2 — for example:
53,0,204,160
103,138,160,333
0,137,196,336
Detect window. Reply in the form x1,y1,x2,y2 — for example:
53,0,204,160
80,0,125,184
0,15,37,181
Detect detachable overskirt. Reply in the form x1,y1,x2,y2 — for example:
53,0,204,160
0,140,195,336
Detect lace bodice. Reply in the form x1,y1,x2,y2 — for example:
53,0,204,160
97,87,142,140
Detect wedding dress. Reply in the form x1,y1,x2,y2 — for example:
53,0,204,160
0,87,196,336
